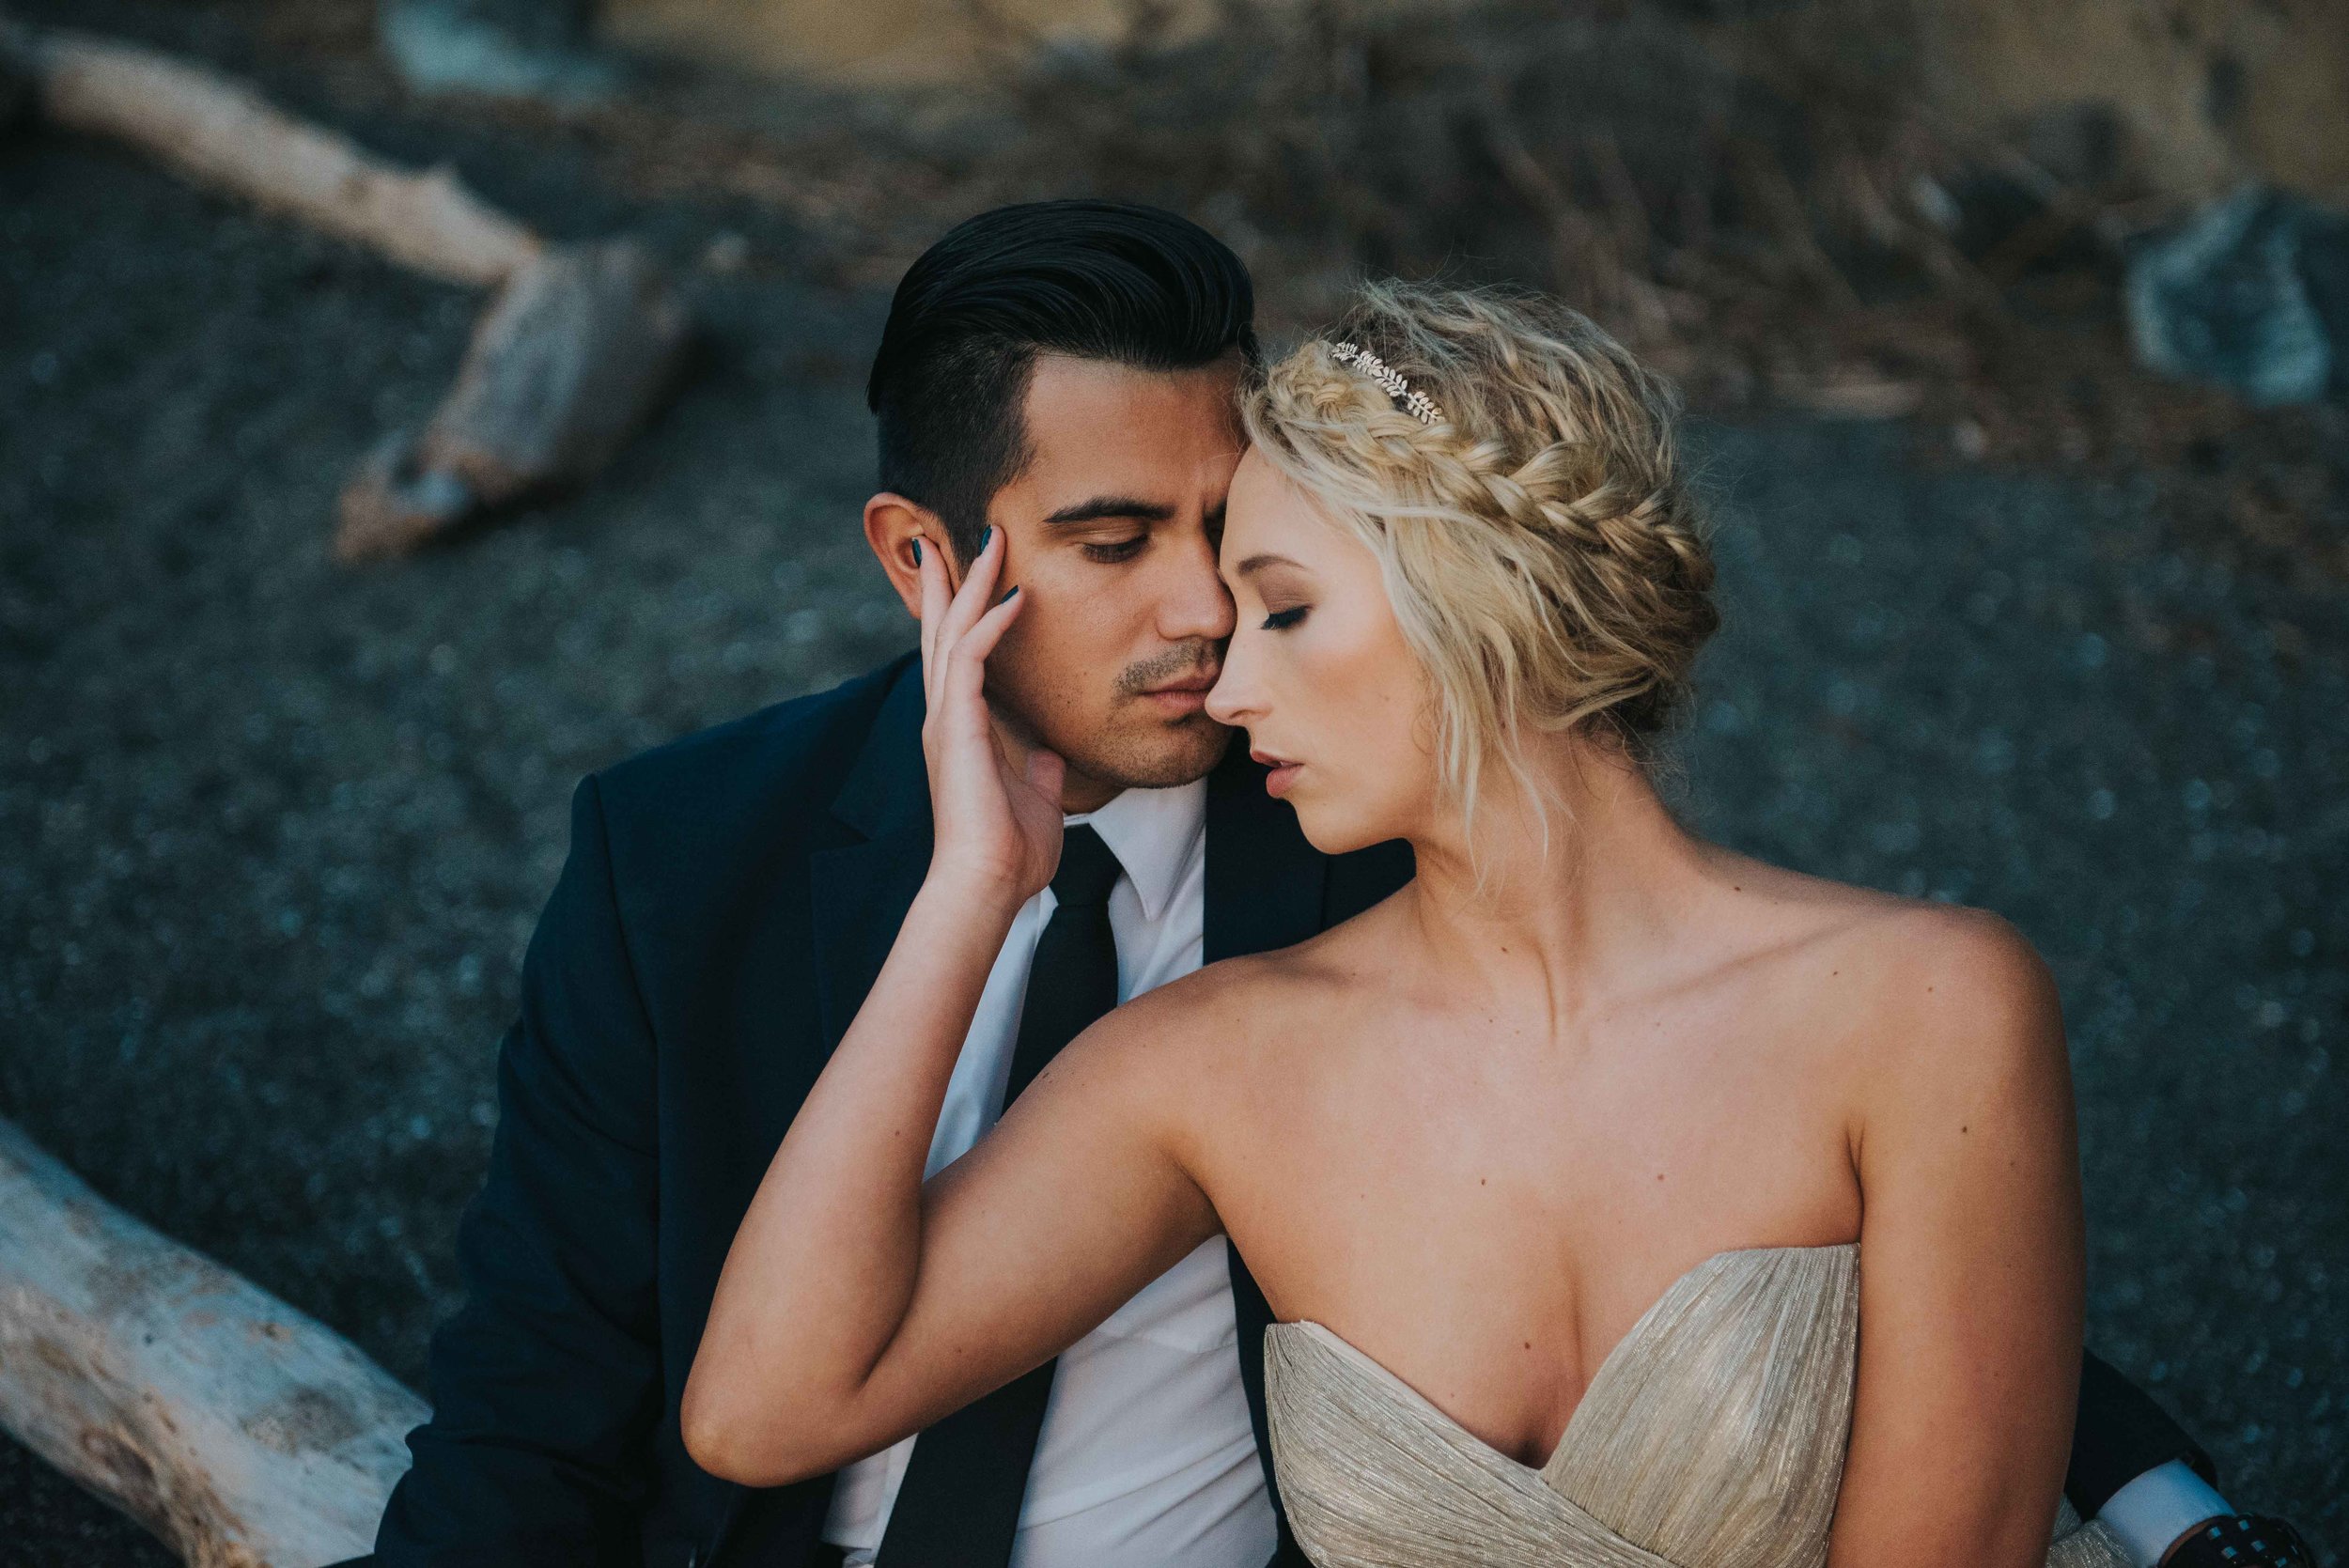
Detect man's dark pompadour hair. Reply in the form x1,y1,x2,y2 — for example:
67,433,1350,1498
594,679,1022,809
866,199,1259,561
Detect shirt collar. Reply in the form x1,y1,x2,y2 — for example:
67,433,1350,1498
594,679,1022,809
1066,778,1207,923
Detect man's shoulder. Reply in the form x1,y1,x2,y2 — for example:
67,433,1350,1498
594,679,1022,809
589,654,914,846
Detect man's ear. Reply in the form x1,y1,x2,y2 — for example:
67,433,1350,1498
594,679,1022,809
863,493,946,620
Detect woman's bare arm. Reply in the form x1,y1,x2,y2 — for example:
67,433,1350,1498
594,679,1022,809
684,908,1218,1485
1826,908,2086,1567
680,530,1220,1486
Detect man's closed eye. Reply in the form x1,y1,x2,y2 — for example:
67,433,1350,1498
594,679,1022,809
1081,536,1148,564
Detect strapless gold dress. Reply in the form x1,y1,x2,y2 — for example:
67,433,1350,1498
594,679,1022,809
1266,1245,2129,1568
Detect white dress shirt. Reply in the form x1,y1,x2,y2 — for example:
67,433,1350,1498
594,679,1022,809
821,778,1278,1568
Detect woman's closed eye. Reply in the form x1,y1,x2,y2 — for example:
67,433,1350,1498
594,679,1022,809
1261,605,1310,630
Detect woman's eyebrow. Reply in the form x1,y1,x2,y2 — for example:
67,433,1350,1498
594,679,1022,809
1042,495,1177,525
1234,552,1304,576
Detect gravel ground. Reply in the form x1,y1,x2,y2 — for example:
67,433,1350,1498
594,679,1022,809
3,112,2343,1565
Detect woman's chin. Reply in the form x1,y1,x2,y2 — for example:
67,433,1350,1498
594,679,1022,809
1286,796,1389,858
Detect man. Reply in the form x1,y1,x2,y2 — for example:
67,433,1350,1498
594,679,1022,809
366,200,2292,1568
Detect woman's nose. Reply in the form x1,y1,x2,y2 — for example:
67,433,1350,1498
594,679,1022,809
1206,634,1258,728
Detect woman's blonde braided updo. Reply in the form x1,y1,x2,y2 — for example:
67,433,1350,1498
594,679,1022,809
1241,280,1718,819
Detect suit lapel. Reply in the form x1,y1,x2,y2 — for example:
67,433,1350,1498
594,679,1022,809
808,664,933,1057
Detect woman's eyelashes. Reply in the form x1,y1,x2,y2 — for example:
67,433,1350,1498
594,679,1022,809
1261,605,1310,631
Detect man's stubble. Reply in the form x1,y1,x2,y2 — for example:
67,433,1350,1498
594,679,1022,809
989,641,1236,797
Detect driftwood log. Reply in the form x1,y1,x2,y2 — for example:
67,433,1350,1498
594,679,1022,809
2,16,693,558
0,20,539,287
337,236,692,560
0,1117,426,1567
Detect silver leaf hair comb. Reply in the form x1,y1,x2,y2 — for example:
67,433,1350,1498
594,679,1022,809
1330,342,1444,426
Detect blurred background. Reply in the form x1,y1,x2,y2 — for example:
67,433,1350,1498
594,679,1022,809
2,0,2343,1560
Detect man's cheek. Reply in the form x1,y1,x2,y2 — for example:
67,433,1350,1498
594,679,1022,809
1003,617,1095,715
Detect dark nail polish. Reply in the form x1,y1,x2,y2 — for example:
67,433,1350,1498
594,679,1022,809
1000,585,1019,603
911,538,923,565
981,525,995,551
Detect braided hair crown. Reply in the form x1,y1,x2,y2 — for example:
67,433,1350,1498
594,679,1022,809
1241,280,1718,822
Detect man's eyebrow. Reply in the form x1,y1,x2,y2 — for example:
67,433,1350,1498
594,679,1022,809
1234,552,1303,576
1041,495,1177,525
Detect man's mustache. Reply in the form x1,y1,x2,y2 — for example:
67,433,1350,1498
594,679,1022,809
1116,643,1223,698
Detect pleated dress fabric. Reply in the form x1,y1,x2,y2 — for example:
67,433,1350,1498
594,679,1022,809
1265,1245,2132,1568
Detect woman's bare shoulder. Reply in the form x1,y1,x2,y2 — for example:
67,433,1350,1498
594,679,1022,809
1708,849,2049,1005
1790,892,2069,1126
1701,850,2065,1102
1819,897,2055,1027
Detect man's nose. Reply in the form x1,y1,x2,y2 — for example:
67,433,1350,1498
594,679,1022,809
1158,528,1237,645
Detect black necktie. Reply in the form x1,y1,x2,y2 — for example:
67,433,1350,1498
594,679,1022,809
875,825,1127,1568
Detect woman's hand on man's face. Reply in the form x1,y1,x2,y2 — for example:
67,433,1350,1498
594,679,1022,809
916,528,1067,908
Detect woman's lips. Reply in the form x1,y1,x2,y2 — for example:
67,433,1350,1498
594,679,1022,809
1252,751,1303,799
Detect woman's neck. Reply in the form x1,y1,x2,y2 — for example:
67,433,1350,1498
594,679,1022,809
1400,736,1719,1023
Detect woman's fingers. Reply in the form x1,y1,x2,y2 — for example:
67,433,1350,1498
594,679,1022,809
933,588,1023,743
949,586,1023,677
916,534,950,679
936,528,1003,653
927,531,1010,711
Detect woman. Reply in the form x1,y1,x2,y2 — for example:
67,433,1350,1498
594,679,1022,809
684,283,2116,1566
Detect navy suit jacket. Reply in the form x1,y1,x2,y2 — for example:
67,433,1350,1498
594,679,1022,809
372,655,1408,1568
371,654,2201,1568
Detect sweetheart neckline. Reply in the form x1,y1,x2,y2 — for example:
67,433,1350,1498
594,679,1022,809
1268,1241,1859,1480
